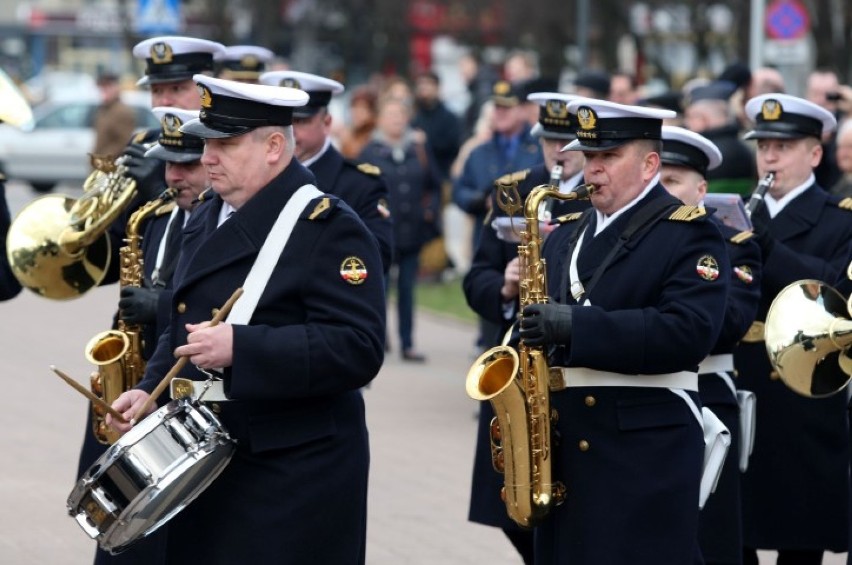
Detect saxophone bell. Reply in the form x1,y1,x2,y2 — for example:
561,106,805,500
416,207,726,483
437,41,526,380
465,184,580,527
86,188,176,444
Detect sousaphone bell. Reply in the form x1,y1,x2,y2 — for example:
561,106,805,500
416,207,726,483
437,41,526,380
764,279,852,397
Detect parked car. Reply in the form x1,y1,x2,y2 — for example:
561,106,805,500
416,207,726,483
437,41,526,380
0,94,158,192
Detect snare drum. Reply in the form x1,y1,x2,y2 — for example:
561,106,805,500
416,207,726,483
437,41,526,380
67,397,236,554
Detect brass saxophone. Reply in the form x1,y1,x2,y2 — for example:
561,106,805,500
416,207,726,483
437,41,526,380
85,188,177,444
466,181,595,527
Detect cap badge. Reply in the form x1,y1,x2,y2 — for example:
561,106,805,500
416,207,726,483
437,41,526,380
240,55,259,69
734,265,754,284
545,100,568,119
493,80,511,96
576,106,597,136
150,42,174,64
696,255,720,281
279,77,301,89
198,85,213,108
162,114,183,138
340,256,368,285
761,99,782,121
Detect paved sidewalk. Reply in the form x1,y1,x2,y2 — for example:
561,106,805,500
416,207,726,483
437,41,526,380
0,181,845,564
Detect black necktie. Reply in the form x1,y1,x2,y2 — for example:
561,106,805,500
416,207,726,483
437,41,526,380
156,211,183,286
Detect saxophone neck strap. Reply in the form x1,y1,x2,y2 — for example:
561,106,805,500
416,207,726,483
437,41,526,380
561,196,677,305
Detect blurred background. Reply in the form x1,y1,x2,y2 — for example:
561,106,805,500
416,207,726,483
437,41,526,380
0,0,849,105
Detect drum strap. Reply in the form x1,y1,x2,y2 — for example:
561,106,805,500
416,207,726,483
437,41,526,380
226,184,323,325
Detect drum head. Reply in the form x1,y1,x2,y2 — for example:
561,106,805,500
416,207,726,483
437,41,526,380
68,399,235,554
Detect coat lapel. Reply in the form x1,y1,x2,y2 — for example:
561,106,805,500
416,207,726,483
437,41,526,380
176,161,317,292
771,184,824,242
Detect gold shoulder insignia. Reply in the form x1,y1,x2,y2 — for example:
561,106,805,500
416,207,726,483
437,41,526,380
554,212,584,224
729,231,755,244
303,196,339,221
132,131,148,144
357,163,381,176
154,201,177,216
510,169,531,182
668,205,707,222
838,198,852,211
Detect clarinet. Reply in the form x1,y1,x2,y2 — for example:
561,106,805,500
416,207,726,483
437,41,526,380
746,171,775,218
538,161,564,222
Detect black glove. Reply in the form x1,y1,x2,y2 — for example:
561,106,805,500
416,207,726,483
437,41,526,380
519,303,573,347
749,204,775,258
123,143,165,202
118,286,160,325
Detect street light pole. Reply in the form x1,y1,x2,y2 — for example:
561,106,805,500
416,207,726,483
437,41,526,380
750,0,766,70
577,0,589,65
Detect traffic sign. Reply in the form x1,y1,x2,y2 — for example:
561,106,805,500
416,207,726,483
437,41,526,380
765,0,810,40
135,0,181,35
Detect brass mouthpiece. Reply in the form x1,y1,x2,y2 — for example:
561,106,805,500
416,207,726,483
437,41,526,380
570,183,596,199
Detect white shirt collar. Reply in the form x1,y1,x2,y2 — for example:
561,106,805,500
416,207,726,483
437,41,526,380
593,173,661,236
300,137,332,168
559,170,585,194
764,173,814,218
218,201,236,227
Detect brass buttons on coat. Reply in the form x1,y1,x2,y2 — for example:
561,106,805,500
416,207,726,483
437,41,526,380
177,302,187,314
578,440,590,452
584,395,596,407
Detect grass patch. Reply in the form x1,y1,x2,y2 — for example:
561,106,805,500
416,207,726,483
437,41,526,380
386,276,477,323
416,277,477,322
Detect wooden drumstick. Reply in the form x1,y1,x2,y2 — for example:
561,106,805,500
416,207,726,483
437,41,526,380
50,365,128,424
131,287,244,425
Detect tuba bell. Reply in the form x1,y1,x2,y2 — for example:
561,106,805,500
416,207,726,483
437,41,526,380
6,155,137,299
764,279,852,397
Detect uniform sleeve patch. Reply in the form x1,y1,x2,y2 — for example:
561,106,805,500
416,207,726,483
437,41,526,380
696,255,720,281
340,256,368,285
734,265,754,284
377,198,391,219
668,205,707,222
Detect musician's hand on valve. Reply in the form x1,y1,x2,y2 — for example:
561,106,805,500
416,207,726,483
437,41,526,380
174,322,234,369
123,143,164,201
519,303,573,347
119,285,159,324
108,389,151,434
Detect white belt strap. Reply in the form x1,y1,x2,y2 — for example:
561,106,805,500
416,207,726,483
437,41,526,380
697,354,734,375
556,367,698,391
226,184,322,325
569,228,588,302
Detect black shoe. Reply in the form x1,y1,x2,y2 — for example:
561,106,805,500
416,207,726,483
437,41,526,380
401,349,426,363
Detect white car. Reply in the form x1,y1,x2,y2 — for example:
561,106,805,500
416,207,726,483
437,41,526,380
0,95,158,192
